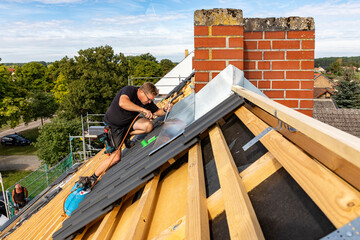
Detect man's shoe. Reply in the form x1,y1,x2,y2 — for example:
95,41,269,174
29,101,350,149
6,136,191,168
125,137,135,148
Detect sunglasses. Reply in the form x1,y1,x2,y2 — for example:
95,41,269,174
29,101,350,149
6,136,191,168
143,91,154,103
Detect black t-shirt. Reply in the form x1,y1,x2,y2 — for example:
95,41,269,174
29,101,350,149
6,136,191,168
104,86,158,128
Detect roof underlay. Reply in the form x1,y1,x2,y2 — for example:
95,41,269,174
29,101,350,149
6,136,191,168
1,65,360,240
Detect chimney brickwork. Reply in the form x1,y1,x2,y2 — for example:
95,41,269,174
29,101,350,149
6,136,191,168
194,9,315,117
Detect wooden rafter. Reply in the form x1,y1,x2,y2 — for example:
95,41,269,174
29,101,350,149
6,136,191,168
209,124,265,240
232,86,360,190
186,142,210,240
125,174,160,240
235,106,360,228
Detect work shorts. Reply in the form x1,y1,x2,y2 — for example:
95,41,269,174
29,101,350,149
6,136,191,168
108,124,134,149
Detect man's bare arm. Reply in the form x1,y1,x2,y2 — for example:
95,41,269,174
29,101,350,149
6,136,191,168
119,95,153,118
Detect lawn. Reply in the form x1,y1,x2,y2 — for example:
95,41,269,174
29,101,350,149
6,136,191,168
0,170,33,192
0,128,39,156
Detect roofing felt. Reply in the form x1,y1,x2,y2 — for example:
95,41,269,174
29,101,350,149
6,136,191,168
53,94,245,239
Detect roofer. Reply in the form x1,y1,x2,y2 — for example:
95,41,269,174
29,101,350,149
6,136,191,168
12,184,28,214
87,82,171,186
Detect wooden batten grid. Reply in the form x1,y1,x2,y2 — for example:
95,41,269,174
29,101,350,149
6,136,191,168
3,83,360,240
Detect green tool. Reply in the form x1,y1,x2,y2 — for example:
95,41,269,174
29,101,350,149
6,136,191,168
141,136,157,148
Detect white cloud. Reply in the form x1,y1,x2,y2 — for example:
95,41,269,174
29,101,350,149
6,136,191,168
6,0,83,3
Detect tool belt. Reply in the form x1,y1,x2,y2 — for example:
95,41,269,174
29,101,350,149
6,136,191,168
97,125,115,154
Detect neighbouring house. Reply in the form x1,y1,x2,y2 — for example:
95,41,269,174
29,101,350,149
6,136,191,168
6,68,15,75
314,66,325,73
1,8,359,240
313,73,335,99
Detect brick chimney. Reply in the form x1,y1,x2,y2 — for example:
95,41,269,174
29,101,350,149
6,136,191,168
194,9,315,117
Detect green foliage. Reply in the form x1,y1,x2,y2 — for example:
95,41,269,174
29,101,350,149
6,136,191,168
0,97,32,128
35,117,81,166
316,56,360,68
28,92,58,123
326,61,342,75
58,45,129,118
333,69,360,108
51,72,68,104
14,62,52,94
127,53,163,85
160,59,176,76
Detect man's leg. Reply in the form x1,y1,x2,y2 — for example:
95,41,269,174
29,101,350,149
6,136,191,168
94,150,121,177
131,118,154,135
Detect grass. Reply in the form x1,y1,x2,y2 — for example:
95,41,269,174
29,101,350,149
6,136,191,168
0,128,39,156
0,170,33,192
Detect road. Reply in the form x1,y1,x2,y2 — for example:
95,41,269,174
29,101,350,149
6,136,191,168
0,118,51,138
0,155,41,171
0,119,48,171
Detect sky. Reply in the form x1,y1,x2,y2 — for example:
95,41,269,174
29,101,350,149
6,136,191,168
0,0,359,63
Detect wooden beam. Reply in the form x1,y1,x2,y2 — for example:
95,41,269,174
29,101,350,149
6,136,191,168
232,85,360,190
125,175,160,240
90,204,122,240
209,125,265,240
155,152,282,240
246,103,360,191
186,142,210,240
235,106,360,228
152,216,186,240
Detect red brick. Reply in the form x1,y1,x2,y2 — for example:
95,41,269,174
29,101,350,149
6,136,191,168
275,100,299,108
244,71,262,79
264,51,285,60
212,26,244,36
195,83,207,93
287,71,314,79
244,51,262,60
286,90,313,99
194,26,209,36
297,109,313,117
300,100,314,108
194,37,226,48
301,61,314,69
302,40,315,49
258,61,270,70
288,31,315,39
273,40,300,49
272,61,300,70
287,50,314,60
244,61,256,70
194,49,209,60
301,81,314,89
258,80,271,88
272,81,300,89
229,37,244,47
212,72,220,79
258,40,271,49
195,72,210,82
263,90,284,98
265,31,285,39
264,71,284,79
250,81,258,87
193,60,226,71
212,49,243,59
229,61,244,70
244,32,263,39
244,41,257,49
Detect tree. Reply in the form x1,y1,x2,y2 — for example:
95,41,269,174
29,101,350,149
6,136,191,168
333,69,360,108
14,62,51,94
160,59,176,76
326,61,342,75
29,92,58,125
127,53,163,85
51,72,69,104
35,117,82,166
59,45,129,118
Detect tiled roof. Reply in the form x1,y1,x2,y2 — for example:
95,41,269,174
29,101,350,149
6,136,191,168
313,108,360,138
313,99,337,109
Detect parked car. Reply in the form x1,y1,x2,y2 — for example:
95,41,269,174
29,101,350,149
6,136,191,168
0,134,31,146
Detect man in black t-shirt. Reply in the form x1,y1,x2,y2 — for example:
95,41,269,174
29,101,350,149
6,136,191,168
89,82,170,184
